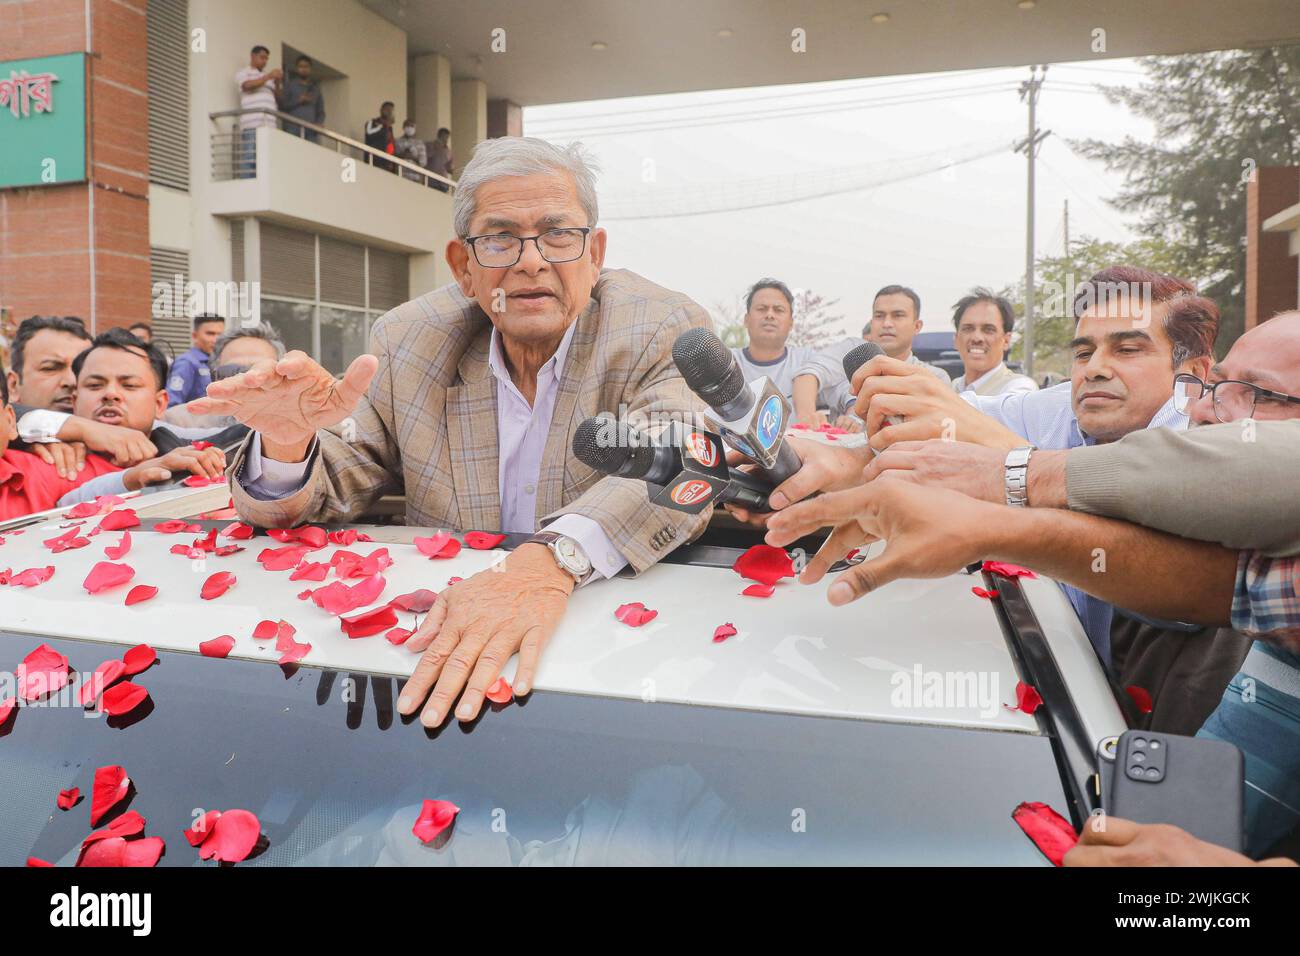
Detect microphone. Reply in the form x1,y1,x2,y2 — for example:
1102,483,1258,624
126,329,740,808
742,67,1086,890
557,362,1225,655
572,415,773,515
671,328,802,484
842,340,886,381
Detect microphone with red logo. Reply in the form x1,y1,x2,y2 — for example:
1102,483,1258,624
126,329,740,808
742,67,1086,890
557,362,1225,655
572,415,772,515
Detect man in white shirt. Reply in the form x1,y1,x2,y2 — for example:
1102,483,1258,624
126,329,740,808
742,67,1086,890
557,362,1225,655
869,285,952,386
949,289,1037,396
234,45,281,178
728,279,824,403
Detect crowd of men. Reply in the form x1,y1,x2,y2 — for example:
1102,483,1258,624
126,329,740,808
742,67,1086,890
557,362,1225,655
4,132,1297,867
237,45,455,187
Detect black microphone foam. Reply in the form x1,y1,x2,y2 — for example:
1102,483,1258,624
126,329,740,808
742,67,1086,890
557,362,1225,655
672,328,746,407
842,340,886,381
572,415,660,480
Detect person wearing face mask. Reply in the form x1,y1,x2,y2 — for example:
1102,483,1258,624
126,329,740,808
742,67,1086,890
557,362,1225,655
395,118,427,182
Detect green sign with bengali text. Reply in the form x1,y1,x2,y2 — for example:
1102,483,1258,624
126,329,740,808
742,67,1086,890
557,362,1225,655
0,53,87,189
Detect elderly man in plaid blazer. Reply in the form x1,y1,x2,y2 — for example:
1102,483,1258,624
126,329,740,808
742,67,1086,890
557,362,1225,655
194,137,713,728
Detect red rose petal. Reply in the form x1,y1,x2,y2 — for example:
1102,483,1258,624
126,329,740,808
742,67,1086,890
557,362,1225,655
83,561,135,595
78,835,164,868
44,526,88,551
99,682,148,716
412,799,459,843
199,636,235,658
221,521,254,540
191,440,213,450
257,543,312,571
184,810,222,846
385,626,413,645
0,698,16,725
1011,801,1078,867
712,623,738,644
983,560,1038,580
741,583,776,597
465,531,507,550
485,676,513,703
121,644,157,675
252,620,279,640
732,544,795,586
1009,680,1043,715
104,530,132,560
214,545,245,557
268,525,327,550
98,509,139,532
90,765,130,825
340,605,399,639
26,857,54,867
614,601,658,627
388,588,438,613
10,566,55,587
17,643,70,700
83,809,146,845
124,584,158,606
1125,685,1154,714
791,422,809,430
196,808,261,863
311,573,386,616
328,528,359,546
272,620,298,651
182,475,222,488
447,577,463,585
79,659,126,706
289,560,330,582
296,588,313,600
57,787,81,810
415,533,461,559
200,571,236,600
971,586,1000,600
153,520,200,534
65,500,102,519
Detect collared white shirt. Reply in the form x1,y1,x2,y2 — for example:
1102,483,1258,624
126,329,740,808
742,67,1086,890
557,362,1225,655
952,362,1038,397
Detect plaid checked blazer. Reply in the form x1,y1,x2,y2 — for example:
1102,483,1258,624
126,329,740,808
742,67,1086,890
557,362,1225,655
228,269,714,573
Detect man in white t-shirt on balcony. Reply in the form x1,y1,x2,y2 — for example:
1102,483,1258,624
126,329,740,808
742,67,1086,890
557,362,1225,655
233,44,281,179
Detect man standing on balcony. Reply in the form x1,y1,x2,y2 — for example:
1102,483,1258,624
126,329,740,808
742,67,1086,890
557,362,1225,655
280,54,324,144
365,101,397,173
429,127,454,191
193,137,714,731
394,119,427,182
234,45,281,179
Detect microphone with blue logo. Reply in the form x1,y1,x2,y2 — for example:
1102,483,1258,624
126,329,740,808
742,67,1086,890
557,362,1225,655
671,328,803,485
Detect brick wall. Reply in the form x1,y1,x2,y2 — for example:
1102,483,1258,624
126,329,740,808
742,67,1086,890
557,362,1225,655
1245,166,1300,329
0,0,151,336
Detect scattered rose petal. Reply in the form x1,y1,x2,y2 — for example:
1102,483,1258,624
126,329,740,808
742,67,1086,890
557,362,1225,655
741,583,775,598
277,634,311,666
412,799,459,844
99,682,148,716
190,528,219,553
0,697,15,725
57,787,81,810
184,810,222,846
1008,680,1043,715
385,626,413,645
17,644,70,700
733,544,795,586
78,835,164,868
267,526,327,550
65,500,103,519
83,810,146,845
485,676,513,703
252,620,279,640
182,475,222,488
971,586,1000,600
214,545,245,557
84,561,135,594
221,521,254,540
388,589,438,613
712,623,738,644
447,577,462,585
791,422,809,430
194,809,261,863
90,765,130,825
191,440,214,451
98,509,139,532
44,527,90,553
328,528,359,546
153,520,201,534
1011,801,1078,867
465,531,507,550
340,605,399,639
311,573,386,616
200,571,236,600
1125,685,1154,714
121,644,157,675
257,544,312,571
297,588,313,600
272,621,298,651
79,660,126,706
26,857,54,867
983,560,1038,580
289,561,329,582
10,566,55,587
614,601,658,627
200,636,235,658
104,530,132,560
415,533,461,559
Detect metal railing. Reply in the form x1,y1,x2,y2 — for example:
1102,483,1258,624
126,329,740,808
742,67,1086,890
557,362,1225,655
208,108,457,191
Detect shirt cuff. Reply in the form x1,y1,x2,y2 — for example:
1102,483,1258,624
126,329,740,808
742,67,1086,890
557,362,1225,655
241,432,316,500
17,408,71,443
544,514,629,584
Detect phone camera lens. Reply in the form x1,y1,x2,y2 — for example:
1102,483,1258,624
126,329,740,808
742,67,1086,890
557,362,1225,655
1149,740,1161,751
1145,767,1160,779
1128,766,1144,778
1132,738,1147,749
1131,751,1146,763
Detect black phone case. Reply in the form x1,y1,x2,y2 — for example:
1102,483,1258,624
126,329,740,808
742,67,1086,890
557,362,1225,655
1106,730,1244,852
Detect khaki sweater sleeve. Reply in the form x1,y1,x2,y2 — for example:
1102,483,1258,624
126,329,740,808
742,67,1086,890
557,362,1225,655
1065,420,1300,557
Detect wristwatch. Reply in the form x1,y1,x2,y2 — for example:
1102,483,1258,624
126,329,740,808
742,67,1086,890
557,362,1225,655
528,531,595,586
1004,445,1036,507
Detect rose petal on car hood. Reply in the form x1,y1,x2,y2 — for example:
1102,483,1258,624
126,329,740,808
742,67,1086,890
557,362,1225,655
464,531,507,550
83,561,136,594
82,810,147,845
741,583,775,598
99,682,149,717
200,571,236,600
97,509,139,532
9,566,55,588
153,520,201,534
195,808,261,863
732,545,795,586
415,533,461,559
385,627,413,645
614,602,658,627
199,636,235,658
388,588,438,613
971,586,1000,600
1008,680,1043,715
17,643,70,700
57,787,81,810
412,799,459,844
1011,801,1077,867
90,765,130,826
183,809,222,847
485,676,513,703
121,644,157,675
712,623,738,644
221,521,255,540
124,584,158,606
983,560,1038,580
103,530,132,560
340,605,399,639
79,659,126,706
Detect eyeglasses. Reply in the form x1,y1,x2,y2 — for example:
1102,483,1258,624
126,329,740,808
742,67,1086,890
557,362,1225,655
463,227,592,268
1173,373,1300,423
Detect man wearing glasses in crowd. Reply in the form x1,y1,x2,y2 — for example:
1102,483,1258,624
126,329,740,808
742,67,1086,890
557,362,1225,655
193,136,714,732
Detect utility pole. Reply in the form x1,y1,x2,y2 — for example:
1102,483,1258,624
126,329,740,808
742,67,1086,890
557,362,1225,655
1015,65,1049,381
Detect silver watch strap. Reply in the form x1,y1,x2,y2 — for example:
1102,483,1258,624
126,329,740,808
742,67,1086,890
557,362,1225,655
1004,445,1035,507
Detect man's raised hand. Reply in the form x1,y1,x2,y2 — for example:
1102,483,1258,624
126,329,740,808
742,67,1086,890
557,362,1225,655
189,351,378,460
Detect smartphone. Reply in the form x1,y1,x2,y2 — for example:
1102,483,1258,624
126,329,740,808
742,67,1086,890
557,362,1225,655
1104,730,1244,853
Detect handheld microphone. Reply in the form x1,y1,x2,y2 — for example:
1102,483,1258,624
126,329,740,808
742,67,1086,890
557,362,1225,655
572,415,773,515
842,341,899,454
671,328,802,484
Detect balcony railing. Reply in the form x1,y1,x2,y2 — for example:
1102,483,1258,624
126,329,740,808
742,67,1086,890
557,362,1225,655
208,108,456,191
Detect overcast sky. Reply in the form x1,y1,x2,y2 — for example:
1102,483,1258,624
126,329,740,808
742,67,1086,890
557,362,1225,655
525,58,1153,339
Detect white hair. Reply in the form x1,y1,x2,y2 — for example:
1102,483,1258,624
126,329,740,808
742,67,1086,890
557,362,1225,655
452,136,600,238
